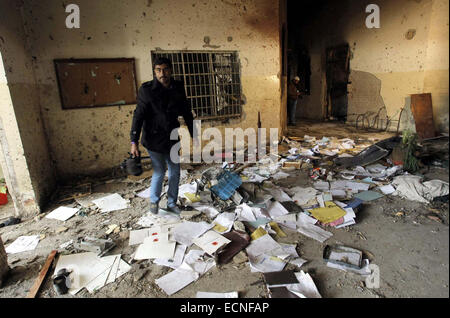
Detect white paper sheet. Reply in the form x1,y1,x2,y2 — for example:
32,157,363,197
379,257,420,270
92,193,129,213
267,201,290,219
273,213,297,230
289,258,308,268
153,244,187,269
85,255,121,293
246,234,285,259
45,206,79,221
136,212,181,228
378,184,396,195
249,254,287,273
290,187,318,206
172,221,213,246
279,243,299,257
193,230,231,255
296,213,333,243
196,291,239,298
178,182,198,203
155,250,216,295
129,227,166,246
330,180,370,193
137,187,151,198
316,195,325,208
235,203,257,222
5,235,40,254
134,234,176,260
314,181,330,191
266,187,293,202
213,212,236,234
155,265,200,295
191,205,220,218
285,271,322,298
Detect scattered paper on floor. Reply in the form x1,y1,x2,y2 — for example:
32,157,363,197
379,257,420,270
134,233,176,260
153,244,187,269
45,206,79,221
193,230,231,255
5,235,40,254
285,271,322,298
172,221,213,246
296,213,333,243
92,193,129,213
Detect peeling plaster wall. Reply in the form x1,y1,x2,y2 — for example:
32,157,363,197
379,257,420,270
20,0,281,180
296,0,449,133
0,0,56,217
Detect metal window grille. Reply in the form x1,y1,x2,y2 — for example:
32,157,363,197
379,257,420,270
151,50,242,120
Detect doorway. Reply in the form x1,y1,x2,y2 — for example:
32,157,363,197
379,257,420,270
325,43,351,121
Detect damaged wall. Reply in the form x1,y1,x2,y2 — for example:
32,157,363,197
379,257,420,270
294,0,449,133
17,0,282,181
0,0,57,217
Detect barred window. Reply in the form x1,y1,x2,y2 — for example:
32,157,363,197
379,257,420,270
151,51,242,120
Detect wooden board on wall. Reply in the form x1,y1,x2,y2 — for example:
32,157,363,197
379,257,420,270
411,93,436,139
54,58,138,109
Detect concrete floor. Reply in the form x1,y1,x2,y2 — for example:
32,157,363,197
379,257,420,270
0,120,448,298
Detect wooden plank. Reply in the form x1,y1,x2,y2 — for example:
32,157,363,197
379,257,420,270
26,250,58,298
411,93,436,139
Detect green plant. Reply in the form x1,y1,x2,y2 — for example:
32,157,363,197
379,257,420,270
402,129,419,172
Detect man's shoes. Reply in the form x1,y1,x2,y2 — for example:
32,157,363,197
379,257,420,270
150,202,159,214
166,205,181,214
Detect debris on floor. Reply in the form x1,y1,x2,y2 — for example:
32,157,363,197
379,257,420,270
1,130,448,298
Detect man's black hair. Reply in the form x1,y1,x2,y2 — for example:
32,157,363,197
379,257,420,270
153,57,172,69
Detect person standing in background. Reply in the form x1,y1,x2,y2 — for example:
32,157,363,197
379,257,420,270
287,76,301,126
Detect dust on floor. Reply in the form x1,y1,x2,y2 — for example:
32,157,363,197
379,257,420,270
0,121,448,298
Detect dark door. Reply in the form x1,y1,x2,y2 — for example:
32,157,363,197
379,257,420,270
325,44,350,121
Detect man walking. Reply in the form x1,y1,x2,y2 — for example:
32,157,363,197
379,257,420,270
287,76,301,126
130,57,194,214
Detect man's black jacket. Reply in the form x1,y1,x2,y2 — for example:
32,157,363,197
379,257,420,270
130,79,194,153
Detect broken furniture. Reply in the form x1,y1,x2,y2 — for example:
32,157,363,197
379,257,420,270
334,136,401,168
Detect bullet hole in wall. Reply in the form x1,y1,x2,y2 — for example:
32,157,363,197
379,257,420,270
405,29,416,40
